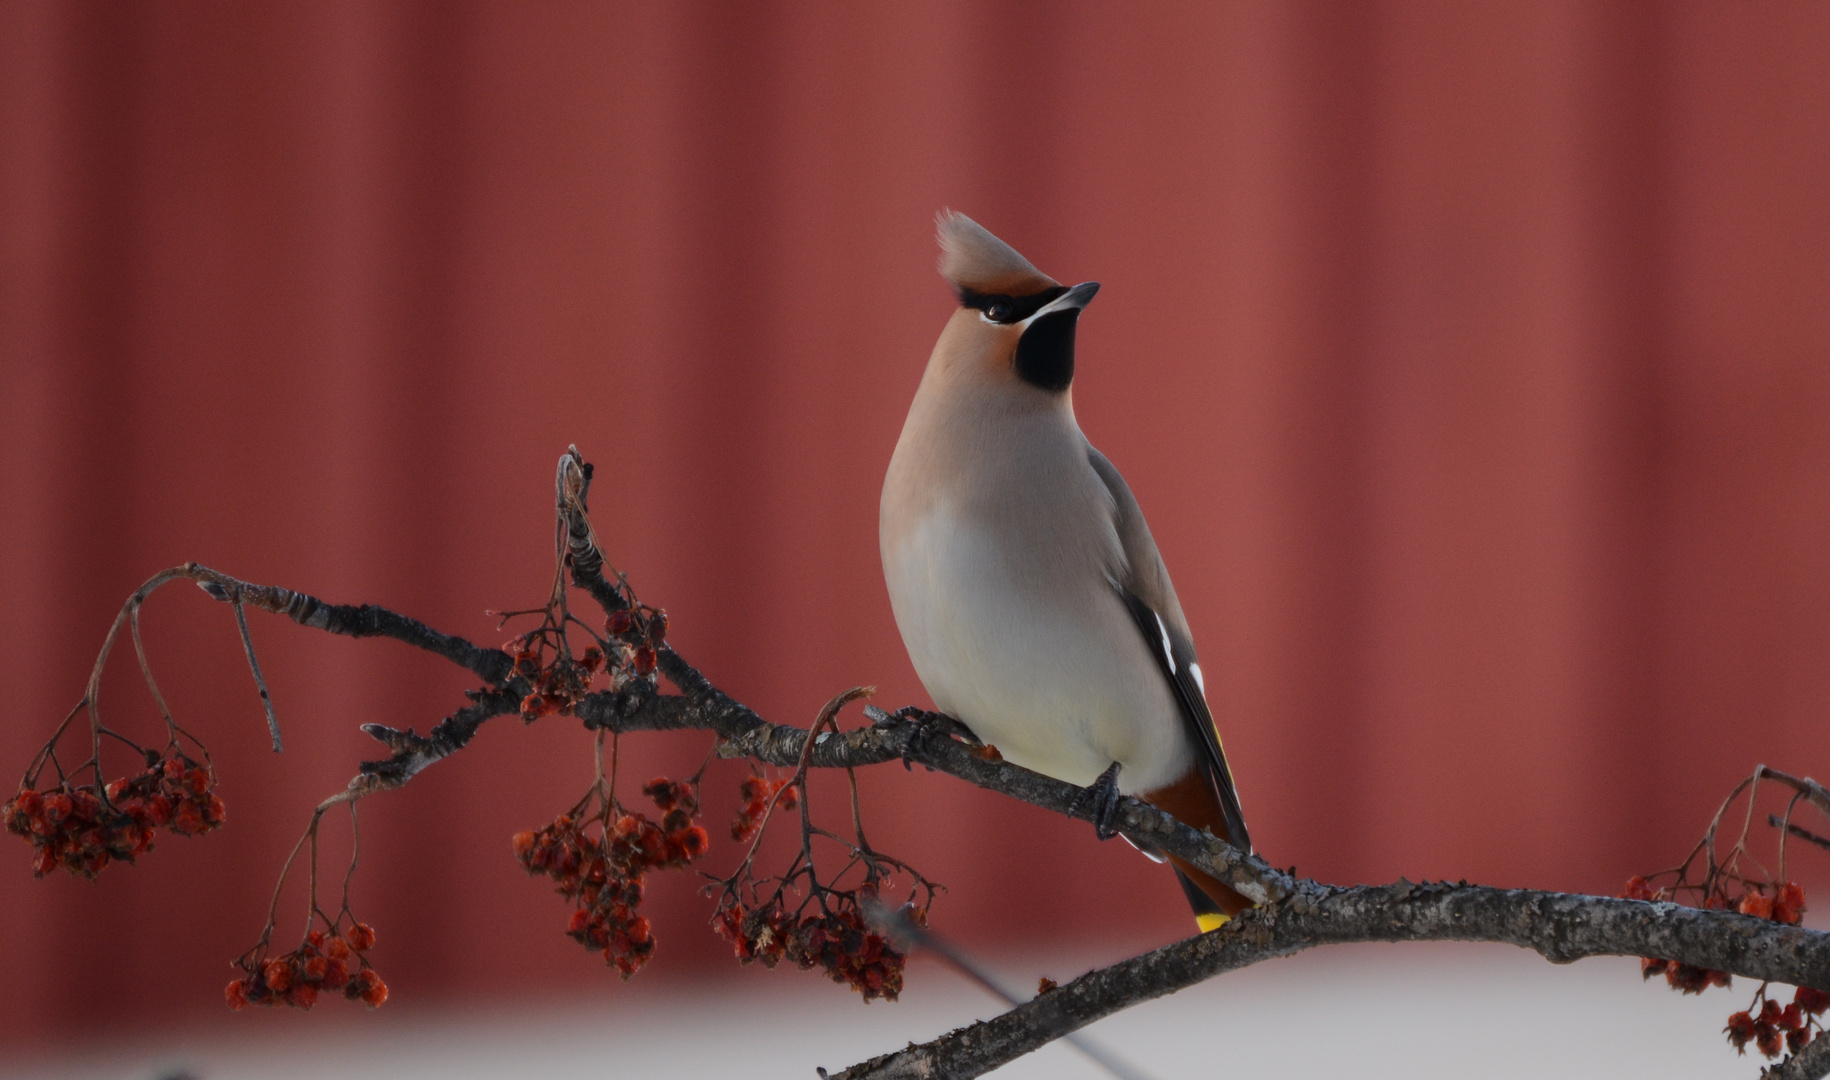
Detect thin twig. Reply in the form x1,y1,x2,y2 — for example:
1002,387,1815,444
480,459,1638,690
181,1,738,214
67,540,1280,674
1771,814,1830,853
129,602,176,734
232,595,283,753
862,899,1157,1080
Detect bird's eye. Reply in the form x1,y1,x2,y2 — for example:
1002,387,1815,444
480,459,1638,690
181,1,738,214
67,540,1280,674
986,301,1014,322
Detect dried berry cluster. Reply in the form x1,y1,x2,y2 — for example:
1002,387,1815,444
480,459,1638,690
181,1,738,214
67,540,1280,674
1638,955,1734,994
5,755,225,879
1627,875,1808,994
603,604,667,684
1733,881,1808,925
513,777,708,978
714,891,913,1002
731,775,797,842
1725,988,1830,1058
1625,875,1821,1058
226,924,385,1011
508,603,667,722
512,639,604,721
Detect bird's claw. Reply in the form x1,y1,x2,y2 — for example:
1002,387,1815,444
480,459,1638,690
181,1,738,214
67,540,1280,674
875,706,979,770
1074,762,1124,841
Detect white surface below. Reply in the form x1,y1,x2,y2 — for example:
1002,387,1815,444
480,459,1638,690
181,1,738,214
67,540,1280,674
4,943,1771,1079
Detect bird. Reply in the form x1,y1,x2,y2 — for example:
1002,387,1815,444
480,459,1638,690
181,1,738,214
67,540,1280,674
879,211,1252,931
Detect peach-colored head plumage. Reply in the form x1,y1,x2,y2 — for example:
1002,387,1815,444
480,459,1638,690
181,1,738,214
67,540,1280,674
935,211,1060,297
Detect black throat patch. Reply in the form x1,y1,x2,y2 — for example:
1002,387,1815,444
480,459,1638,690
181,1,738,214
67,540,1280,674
1013,310,1079,392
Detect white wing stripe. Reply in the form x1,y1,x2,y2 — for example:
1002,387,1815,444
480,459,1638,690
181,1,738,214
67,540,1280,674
1152,612,1176,674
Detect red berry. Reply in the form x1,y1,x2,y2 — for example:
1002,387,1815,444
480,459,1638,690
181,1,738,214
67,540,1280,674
1776,882,1808,925
357,969,388,1007
675,825,709,859
346,922,376,951
69,788,101,820
225,978,251,1011
144,795,173,826
322,958,349,989
1665,963,1724,994
1757,1022,1783,1058
171,802,206,835
1796,986,1830,1016
1727,1009,1757,1052
1739,893,1775,920
42,793,72,824
263,959,294,993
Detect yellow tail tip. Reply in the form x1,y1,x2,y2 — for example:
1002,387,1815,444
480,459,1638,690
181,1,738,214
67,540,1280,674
1195,912,1231,933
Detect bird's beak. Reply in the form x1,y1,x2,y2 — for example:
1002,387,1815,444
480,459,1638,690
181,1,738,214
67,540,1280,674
1023,281,1100,325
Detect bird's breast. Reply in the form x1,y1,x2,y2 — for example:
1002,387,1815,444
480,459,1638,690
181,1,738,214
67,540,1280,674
879,480,1190,794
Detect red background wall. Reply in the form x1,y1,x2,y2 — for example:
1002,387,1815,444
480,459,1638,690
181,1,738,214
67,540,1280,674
3,0,1829,1047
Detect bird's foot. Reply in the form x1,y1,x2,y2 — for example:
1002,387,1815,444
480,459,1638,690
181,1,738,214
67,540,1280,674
872,706,980,770
1073,762,1124,841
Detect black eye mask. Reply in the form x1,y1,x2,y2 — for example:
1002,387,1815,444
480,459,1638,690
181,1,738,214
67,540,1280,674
955,285,1069,324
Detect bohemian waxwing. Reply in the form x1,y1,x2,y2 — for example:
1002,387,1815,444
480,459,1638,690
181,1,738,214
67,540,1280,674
880,211,1252,930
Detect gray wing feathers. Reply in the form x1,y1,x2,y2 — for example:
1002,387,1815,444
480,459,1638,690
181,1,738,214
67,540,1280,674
1087,445,1252,853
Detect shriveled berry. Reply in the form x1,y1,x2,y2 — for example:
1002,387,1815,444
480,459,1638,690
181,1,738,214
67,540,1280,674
1776,882,1808,925
1739,892,1774,920
263,959,294,993
42,793,72,824
357,969,388,1007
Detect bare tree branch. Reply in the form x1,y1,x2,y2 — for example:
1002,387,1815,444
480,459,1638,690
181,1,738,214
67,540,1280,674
188,536,1830,1080
1768,1034,1830,1080
47,456,1827,1080
825,879,1830,1079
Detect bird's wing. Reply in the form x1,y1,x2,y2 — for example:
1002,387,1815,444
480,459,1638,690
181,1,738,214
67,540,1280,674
1086,445,1252,854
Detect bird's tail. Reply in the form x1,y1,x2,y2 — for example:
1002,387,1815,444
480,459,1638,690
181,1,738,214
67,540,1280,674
1175,868,1231,932
1141,767,1255,932
1170,858,1251,932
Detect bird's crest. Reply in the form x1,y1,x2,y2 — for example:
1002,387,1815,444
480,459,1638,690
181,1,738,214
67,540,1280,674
936,211,1060,298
